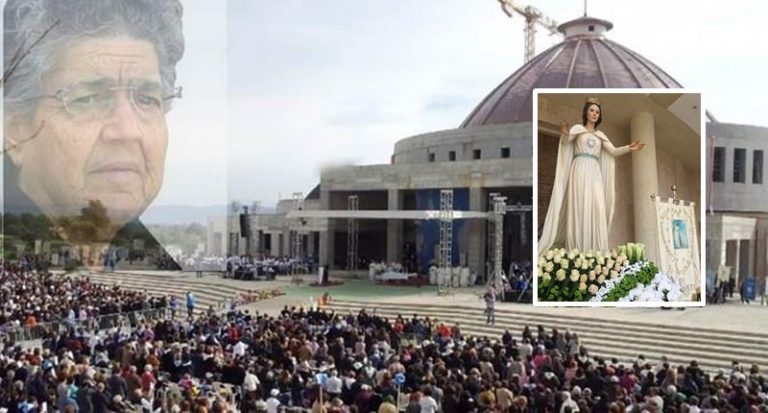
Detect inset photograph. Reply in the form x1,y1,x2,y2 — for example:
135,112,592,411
533,90,704,306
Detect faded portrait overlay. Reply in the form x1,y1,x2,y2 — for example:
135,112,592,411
2,0,227,272
534,91,703,306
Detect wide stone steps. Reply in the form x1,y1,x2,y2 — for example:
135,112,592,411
327,300,768,373
85,271,244,296
80,272,242,310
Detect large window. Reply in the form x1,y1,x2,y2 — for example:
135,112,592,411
754,150,764,184
713,147,725,182
734,148,746,183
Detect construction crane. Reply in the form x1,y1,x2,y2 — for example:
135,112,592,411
497,0,560,62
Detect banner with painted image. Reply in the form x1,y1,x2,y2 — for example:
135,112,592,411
653,197,700,295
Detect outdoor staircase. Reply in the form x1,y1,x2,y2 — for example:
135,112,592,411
77,271,249,311
326,299,768,373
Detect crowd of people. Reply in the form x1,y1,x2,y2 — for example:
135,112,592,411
0,264,765,412
225,256,316,280
0,264,169,339
0,276,763,413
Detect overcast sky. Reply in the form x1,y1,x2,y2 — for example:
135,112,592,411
160,1,768,209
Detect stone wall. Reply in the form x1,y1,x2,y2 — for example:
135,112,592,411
708,122,768,213
392,123,532,164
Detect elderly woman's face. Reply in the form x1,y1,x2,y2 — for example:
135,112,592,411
9,36,168,225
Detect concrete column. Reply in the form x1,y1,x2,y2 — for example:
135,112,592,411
386,189,402,263
759,220,768,300
318,190,333,267
319,230,331,267
739,239,751,280
748,237,755,279
251,229,262,257
307,232,316,258
630,112,660,263
733,239,740,283
705,214,723,273
468,182,485,277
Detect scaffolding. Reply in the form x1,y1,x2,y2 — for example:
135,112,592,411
487,195,507,294
291,192,304,284
487,193,500,283
346,195,359,274
438,189,454,295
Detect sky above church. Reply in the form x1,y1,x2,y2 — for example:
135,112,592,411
150,1,767,210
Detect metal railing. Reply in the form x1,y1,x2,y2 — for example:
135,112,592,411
0,306,169,342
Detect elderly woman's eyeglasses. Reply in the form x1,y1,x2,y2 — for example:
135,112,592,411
44,84,183,122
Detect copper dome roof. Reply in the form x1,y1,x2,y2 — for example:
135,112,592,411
460,16,683,128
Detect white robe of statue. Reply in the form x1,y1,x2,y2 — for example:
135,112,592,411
538,124,631,255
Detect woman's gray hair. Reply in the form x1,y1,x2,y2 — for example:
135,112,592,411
4,0,184,117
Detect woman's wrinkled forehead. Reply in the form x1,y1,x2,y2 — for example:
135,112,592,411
42,36,160,91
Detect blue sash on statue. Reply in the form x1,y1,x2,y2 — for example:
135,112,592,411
574,152,599,162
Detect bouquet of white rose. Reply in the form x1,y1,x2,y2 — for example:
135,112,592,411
537,247,627,302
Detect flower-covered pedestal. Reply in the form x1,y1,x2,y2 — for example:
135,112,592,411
537,243,685,303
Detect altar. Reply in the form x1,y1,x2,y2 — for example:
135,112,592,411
369,262,417,283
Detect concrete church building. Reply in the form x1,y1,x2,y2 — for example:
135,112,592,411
706,124,768,296
217,13,767,294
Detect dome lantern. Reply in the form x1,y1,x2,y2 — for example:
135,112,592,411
557,16,613,39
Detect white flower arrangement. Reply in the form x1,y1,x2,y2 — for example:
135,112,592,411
538,244,655,302
569,269,580,282
618,272,684,303
589,260,648,302
588,261,684,303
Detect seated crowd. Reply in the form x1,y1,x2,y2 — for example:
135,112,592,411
0,264,168,335
0,267,764,413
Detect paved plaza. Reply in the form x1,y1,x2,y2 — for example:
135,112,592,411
99,269,768,334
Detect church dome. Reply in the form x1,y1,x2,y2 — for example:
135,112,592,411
460,16,683,128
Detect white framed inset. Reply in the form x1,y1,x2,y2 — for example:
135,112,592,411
532,88,706,307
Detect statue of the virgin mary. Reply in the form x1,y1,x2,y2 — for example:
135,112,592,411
538,98,645,255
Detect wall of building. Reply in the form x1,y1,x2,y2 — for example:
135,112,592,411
321,158,528,192
708,123,768,213
392,123,532,164
206,216,229,256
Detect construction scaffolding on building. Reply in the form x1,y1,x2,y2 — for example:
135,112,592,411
438,189,455,296
290,192,305,284
487,194,507,295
